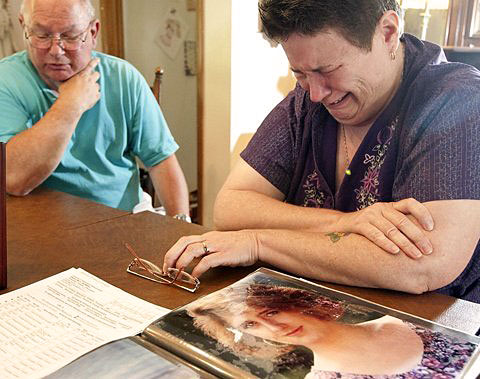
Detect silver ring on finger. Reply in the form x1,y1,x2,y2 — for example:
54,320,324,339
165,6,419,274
202,241,210,254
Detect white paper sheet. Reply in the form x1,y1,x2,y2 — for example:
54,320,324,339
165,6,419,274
0,268,169,379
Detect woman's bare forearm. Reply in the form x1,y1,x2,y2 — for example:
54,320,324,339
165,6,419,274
214,188,342,231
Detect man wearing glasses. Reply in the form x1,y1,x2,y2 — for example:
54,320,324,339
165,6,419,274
0,0,190,216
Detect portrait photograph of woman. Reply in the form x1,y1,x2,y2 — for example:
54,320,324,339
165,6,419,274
152,269,479,378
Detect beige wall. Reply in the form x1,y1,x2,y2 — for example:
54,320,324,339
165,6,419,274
2,0,25,57
200,0,232,227
91,0,102,51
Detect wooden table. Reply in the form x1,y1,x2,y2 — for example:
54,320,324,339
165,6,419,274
7,188,129,241
3,188,480,335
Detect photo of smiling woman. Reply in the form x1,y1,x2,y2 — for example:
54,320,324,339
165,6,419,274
186,283,476,378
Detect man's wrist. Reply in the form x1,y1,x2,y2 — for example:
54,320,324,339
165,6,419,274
51,95,84,122
173,213,191,223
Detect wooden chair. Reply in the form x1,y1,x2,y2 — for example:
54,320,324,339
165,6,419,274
152,67,164,103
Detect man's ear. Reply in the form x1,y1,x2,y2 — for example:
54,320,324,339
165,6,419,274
19,13,25,28
90,19,100,49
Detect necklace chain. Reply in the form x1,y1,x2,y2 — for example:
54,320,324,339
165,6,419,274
341,124,352,176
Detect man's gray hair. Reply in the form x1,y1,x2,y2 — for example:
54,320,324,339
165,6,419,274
20,0,96,22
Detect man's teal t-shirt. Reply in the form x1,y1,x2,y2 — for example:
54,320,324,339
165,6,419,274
0,51,179,211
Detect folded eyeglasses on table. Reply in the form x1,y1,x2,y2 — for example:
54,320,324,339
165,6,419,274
124,242,200,293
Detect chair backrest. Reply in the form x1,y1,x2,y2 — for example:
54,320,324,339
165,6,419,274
152,66,164,104
0,142,6,289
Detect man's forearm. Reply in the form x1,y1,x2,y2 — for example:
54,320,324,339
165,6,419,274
149,155,190,216
214,189,342,231
6,98,82,195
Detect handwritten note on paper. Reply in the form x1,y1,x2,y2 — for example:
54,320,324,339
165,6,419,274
0,268,168,379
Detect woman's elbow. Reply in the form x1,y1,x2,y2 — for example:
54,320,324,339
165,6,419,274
397,273,431,295
404,264,464,295
384,266,439,295
213,211,237,231
213,192,235,230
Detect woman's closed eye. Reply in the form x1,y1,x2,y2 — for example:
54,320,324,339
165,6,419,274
292,71,306,81
321,65,341,75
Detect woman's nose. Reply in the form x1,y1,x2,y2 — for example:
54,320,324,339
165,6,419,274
308,75,331,103
263,319,288,332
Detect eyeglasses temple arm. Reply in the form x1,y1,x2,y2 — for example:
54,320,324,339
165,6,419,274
124,242,155,275
171,267,184,284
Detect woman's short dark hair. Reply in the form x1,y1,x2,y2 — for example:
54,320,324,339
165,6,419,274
259,0,401,50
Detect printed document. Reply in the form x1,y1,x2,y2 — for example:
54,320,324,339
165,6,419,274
0,268,168,379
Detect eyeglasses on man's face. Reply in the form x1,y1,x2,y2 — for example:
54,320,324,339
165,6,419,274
124,243,200,293
24,21,94,51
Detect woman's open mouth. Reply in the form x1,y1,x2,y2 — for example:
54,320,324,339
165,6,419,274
328,93,349,107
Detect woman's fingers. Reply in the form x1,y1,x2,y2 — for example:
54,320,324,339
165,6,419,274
345,200,434,259
357,221,401,255
393,198,434,231
163,234,206,273
175,240,215,272
191,252,225,278
382,206,433,257
368,216,424,258
163,231,260,278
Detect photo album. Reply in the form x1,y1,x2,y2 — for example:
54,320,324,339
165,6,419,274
47,267,479,379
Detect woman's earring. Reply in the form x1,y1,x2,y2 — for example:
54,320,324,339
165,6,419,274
390,51,396,61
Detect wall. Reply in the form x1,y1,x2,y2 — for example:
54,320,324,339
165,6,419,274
91,0,102,51
404,9,449,45
200,0,232,227
123,0,197,193
230,0,294,169
1,0,23,58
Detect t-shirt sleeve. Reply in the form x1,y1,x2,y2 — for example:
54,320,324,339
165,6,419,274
392,75,480,202
240,94,299,196
129,68,179,168
0,77,31,143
